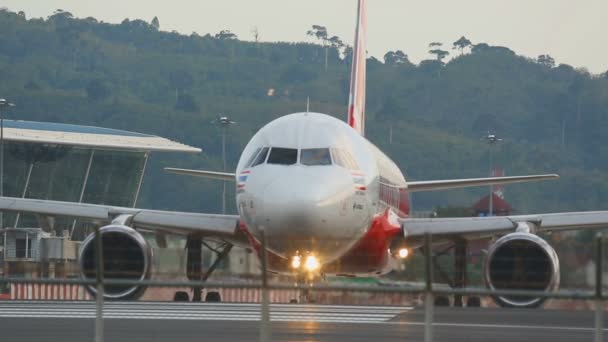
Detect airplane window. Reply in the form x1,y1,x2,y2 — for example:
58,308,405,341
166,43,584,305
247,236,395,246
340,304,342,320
301,148,332,166
245,148,262,167
250,147,269,167
331,148,359,170
267,147,298,165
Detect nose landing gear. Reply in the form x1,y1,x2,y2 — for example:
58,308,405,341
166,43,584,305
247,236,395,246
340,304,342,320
288,253,324,303
292,271,325,303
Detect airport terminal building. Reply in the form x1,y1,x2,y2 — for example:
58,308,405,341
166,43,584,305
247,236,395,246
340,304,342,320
0,119,200,281
0,120,199,237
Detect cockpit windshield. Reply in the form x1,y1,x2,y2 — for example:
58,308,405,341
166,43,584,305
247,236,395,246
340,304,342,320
249,147,269,167
246,146,355,168
300,148,332,166
245,148,262,167
267,147,298,165
331,148,359,170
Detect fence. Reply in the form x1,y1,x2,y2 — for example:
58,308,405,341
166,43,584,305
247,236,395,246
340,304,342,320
0,230,605,342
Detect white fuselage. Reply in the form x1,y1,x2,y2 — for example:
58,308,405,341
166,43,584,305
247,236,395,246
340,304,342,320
235,112,407,267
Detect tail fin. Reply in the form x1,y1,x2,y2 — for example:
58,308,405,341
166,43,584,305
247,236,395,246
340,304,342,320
347,0,367,136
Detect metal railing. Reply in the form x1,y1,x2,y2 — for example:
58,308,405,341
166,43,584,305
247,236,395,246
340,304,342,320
0,231,605,342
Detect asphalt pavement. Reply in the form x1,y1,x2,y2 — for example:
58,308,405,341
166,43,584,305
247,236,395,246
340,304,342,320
0,301,605,342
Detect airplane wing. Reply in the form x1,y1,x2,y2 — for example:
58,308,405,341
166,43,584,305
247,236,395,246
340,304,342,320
0,196,244,242
407,174,558,192
401,211,608,241
164,167,235,181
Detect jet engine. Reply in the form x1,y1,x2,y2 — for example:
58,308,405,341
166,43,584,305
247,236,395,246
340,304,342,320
484,232,560,308
79,225,152,300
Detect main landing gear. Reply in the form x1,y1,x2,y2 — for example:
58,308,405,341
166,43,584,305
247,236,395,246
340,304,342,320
427,238,481,308
180,234,233,302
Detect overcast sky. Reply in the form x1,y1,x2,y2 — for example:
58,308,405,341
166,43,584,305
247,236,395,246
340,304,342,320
2,0,607,74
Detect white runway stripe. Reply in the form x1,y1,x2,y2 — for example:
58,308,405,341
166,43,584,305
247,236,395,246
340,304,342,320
0,302,411,323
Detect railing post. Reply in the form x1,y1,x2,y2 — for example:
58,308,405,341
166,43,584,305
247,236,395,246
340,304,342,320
424,233,434,342
595,232,603,342
259,228,270,342
95,227,104,342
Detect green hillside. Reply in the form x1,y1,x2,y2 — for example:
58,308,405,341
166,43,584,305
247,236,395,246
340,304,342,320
0,9,607,215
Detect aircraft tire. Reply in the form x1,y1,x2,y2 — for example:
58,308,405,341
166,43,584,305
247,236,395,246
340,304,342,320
434,295,450,306
466,296,481,307
205,291,222,302
173,291,189,302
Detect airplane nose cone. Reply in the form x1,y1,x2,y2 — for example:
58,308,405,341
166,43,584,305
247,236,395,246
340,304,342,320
258,168,364,262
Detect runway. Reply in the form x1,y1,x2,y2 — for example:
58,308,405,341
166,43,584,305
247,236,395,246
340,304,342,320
0,301,409,323
0,301,606,342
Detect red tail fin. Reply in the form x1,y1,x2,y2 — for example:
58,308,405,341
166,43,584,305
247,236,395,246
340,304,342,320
347,0,367,136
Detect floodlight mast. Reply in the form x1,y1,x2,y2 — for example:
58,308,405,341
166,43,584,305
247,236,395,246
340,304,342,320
482,132,502,216
213,115,236,214
0,99,15,229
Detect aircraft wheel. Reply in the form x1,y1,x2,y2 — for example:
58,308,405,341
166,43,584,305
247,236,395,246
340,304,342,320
205,291,222,302
434,295,450,306
174,291,189,302
466,296,481,307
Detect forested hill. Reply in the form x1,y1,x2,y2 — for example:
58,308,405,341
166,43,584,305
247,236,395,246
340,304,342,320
1,9,608,214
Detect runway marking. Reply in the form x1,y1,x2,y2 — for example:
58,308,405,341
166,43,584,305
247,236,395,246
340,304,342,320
3,301,412,310
0,302,412,324
0,302,605,331
385,321,608,332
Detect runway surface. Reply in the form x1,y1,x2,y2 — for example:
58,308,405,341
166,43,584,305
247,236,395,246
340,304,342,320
0,301,409,323
0,301,606,341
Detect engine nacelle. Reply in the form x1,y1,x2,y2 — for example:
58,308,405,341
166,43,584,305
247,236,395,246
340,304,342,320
484,232,559,308
79,225,152,300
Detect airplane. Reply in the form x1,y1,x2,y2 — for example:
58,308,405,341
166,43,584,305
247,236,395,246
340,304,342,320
1,0,607,308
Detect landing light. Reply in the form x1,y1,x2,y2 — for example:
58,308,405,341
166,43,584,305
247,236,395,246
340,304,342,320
398,248,409,259
291,255,302,269
304,255,320,272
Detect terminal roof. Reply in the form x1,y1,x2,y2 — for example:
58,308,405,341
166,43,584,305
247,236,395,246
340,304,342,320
1,120,201,153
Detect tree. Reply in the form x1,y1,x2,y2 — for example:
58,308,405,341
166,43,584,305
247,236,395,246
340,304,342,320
471,43,490,54
215,30,237,40
418,59,443,76
383,50,409,66
251,26,260,42
343,45,353,69
429,49,449,62
307,25,333,71
49,9,73,20
328,36,344,50
328,35,346,59
151,16,160,30
452,36,472,55
428,42,449,62
306,25,328,42
537,54,555,68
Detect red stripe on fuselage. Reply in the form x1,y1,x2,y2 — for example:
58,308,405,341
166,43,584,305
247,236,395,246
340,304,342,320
323,209,401,275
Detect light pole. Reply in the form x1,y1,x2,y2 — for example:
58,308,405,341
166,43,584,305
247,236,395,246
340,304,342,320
213,115,236,215
482,132,502,216
0,99,15,229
